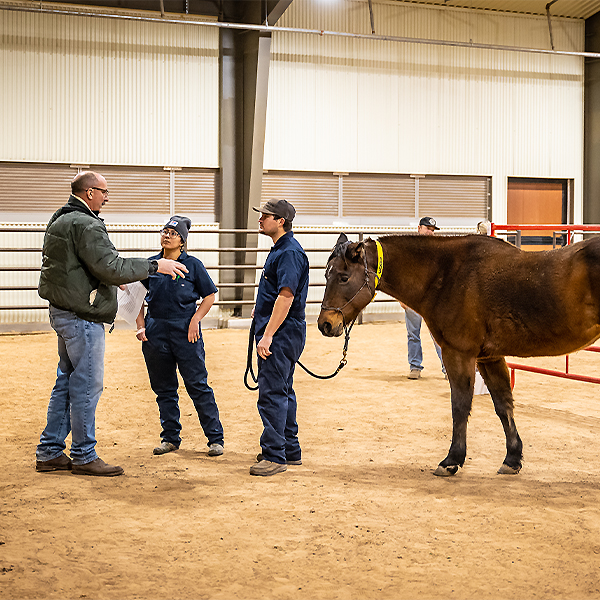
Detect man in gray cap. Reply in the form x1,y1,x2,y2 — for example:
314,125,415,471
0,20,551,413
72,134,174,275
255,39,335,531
249,199,309,476
402,217,446,380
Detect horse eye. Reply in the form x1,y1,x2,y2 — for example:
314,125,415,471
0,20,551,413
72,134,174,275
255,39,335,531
339,274,349,283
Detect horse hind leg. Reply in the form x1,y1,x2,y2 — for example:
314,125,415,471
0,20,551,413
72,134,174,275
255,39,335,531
477,358,523,474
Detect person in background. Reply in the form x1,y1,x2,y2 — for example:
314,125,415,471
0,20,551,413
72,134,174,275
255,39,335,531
36,171,187,477
249,199,309,477
136,216,224,457
403,216,447,380
477,220,491,235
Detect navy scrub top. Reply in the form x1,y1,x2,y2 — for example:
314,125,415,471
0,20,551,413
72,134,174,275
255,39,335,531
142,251,218,320
254,231,309,335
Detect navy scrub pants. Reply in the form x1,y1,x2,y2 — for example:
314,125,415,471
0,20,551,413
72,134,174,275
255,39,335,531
256,320,306,465
142,317,223,448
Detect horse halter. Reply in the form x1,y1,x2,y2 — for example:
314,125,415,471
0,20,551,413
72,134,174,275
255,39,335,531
321,238,384,327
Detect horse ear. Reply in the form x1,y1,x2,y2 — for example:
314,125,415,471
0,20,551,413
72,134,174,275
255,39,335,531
345,242,365,263
336,233,348,247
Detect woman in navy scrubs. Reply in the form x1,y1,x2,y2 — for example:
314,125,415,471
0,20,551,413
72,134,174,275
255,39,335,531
136,216,224,457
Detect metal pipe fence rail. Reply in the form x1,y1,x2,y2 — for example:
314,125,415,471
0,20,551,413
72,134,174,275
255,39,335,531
3,225,471,317
491,223,600,386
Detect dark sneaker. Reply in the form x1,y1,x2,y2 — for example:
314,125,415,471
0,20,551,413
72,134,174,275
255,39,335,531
256,453,301,466
408,369,421,380
153,441,178,455
208,443,224,456
72,458,124,477
249,460,287,476
36,453,72,472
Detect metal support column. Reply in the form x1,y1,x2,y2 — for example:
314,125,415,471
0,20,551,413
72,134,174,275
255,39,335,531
585,12,600,226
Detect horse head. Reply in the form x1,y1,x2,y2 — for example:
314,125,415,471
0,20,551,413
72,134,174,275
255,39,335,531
318,233,376,337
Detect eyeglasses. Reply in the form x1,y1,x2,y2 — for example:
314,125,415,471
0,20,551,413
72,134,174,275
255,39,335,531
89,187,109,196
160,228,181,238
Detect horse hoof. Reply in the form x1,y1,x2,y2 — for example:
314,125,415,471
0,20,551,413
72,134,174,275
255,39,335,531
433,465,459,477
497,463,521,475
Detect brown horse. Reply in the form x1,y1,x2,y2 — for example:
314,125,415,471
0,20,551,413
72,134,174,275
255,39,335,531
318,233,600,477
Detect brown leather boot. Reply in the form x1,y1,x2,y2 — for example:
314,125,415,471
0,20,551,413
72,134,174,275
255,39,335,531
72,458,124,477
36,453,72,472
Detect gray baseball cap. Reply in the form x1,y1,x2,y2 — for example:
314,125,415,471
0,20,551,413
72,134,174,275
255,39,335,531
252,199,296,221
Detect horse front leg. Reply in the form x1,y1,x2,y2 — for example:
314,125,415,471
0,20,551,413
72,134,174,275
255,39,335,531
477,358,523,474
434,352,475,477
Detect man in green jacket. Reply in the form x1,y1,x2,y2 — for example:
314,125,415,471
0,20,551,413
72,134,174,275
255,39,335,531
36,171,187,477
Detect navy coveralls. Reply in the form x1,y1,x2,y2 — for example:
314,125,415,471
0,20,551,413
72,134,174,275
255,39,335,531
254,231,309,465
141,251,224,449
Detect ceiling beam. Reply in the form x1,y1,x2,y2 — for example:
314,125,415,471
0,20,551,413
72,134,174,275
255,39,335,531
267,0,293,25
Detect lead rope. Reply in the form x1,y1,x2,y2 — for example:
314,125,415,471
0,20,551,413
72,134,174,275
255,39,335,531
296,319,354,379
243,238,383,390
244,319,259,390
244,317,354,391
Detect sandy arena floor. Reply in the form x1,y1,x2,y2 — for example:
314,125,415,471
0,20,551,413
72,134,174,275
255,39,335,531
1,321,600,599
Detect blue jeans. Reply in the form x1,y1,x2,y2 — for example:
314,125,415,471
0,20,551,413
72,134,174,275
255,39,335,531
37,307,105,465
405,307,445,374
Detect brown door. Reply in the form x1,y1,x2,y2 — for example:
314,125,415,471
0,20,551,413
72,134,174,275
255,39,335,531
507,179,566,251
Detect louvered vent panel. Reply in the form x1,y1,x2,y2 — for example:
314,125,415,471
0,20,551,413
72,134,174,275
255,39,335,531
419,176,489,218
261,173,338,216
94,166,170,214
0,163,75,213
174,169,218,217
342,175,415,217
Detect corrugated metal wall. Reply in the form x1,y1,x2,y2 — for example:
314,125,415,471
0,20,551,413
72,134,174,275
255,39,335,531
265,0,585,222
0,9,219,168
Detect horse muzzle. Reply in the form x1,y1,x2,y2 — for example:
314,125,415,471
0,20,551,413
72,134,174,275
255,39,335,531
317,311,344,337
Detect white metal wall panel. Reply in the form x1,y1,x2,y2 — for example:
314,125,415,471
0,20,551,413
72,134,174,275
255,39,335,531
265,0,585,223
0,9,219,167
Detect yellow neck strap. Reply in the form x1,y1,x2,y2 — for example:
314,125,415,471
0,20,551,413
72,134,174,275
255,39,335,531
374,239,384,289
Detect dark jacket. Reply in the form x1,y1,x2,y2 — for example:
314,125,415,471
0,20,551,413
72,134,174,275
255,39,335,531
38,195,156,323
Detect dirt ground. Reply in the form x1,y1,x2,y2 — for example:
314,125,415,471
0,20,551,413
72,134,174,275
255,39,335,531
1,321,600,600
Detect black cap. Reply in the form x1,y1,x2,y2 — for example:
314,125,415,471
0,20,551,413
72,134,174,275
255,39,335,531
164,215,191,241
252,199,296,222
419,216,439,230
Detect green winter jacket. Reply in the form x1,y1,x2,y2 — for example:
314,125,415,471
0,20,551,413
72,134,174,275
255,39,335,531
38,195,156,324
